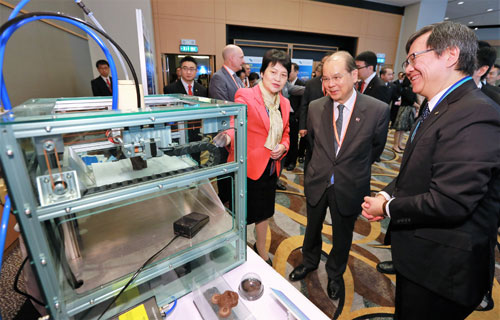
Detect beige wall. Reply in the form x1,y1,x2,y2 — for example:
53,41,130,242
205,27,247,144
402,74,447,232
152,0,402,88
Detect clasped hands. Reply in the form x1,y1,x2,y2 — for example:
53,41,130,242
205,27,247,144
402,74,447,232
361,194,386,222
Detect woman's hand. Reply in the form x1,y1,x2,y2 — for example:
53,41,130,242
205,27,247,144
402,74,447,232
270,144,286,160
213,132,231,147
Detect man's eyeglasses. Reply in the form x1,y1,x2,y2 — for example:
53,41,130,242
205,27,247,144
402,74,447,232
181,67,197,72
402,48,435,69
356,65,369,70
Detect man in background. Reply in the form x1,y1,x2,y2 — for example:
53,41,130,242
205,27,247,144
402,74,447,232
380,67,400,124
209,45,245,101
91,60,112,96
284,62,305,171
486,64,500,86
242,63,251,87
355,51,390,104
298,53,332,172
164,56,207,97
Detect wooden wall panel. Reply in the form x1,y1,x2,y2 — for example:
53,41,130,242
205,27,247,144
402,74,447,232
152,0,403,82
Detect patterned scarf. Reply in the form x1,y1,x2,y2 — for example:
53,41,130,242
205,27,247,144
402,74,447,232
258,81,283,150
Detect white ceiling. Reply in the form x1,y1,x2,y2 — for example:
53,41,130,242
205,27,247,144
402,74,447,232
365,0,500,27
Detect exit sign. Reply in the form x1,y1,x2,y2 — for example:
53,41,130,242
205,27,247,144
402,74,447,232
180,45,198,53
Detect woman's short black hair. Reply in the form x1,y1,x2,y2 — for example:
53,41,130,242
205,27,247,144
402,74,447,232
260,49,291,75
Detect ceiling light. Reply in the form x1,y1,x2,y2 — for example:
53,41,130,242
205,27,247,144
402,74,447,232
487,8,493,12
474,27,478,30
457,1,464,4
468,21,473,24
444,17,449,20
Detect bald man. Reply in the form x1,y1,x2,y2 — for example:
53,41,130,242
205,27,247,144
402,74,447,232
209,45,245,101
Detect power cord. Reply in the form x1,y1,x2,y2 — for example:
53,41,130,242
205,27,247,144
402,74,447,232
97,235,180,320
13,257,46,307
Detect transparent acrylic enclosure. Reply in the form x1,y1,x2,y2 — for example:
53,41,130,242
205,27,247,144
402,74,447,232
0,95,247,319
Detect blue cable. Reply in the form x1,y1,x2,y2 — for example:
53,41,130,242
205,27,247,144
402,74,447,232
164,298,177,317
0,0,31,109
7,0,30,19
0,195,11,271
0,15,119,110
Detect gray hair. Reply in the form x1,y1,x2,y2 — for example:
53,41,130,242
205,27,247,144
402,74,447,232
406,21,477,76
325,51,357,72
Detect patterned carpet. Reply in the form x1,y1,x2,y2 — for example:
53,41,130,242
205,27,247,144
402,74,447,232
1,130,499,319
247,130,500,319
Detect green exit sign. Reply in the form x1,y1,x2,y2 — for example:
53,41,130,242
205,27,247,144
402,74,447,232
180,45,199,53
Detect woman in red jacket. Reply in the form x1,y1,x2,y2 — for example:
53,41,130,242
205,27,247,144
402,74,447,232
215,49,291,266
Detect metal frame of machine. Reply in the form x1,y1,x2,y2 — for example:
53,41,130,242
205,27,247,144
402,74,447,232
0,94,247,319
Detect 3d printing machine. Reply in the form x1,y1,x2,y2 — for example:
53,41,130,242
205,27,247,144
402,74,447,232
0,94,247,319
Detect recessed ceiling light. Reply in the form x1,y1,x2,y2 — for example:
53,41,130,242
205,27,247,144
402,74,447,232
458,1,464,4
487,8,493,12
468,21,473,24
444,17,449,20
474,27,478,30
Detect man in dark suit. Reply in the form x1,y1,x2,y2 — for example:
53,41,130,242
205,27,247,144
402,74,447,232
298,53,332,172
380,67,400,124
284,62,305,171
91,60,112,96
362,22,500,319
486,63,500,86
163,56,208,163
355,51,390,104
208,45,245,209
289,51,389,301
164,56,207,97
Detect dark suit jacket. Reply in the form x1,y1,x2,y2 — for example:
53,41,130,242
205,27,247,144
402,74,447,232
208,66,243,101
305,93,389,214
386,82,399,106
384,79,500,307
363,75,391,104
163,79,208,97
299,77,324,130
481,83,500,105
289,78,305,116
91,76,112,96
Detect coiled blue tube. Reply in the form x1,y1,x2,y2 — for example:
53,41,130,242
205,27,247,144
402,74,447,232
0,15,119,110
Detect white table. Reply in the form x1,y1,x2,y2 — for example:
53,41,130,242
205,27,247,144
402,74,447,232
169,247,329,319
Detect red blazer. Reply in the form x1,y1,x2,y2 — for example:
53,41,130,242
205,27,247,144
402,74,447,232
228,85,290,180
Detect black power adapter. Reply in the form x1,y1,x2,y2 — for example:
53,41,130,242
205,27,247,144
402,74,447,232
173,212,209,238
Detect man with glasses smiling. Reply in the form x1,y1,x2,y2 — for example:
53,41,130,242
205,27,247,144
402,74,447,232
164,56,207,97
362,21,500,319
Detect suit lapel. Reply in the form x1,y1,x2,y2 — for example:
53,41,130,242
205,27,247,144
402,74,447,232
222,67,240,91
176,81,187,94
399,80,476,170
336,95,366,160
320,97,336,163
